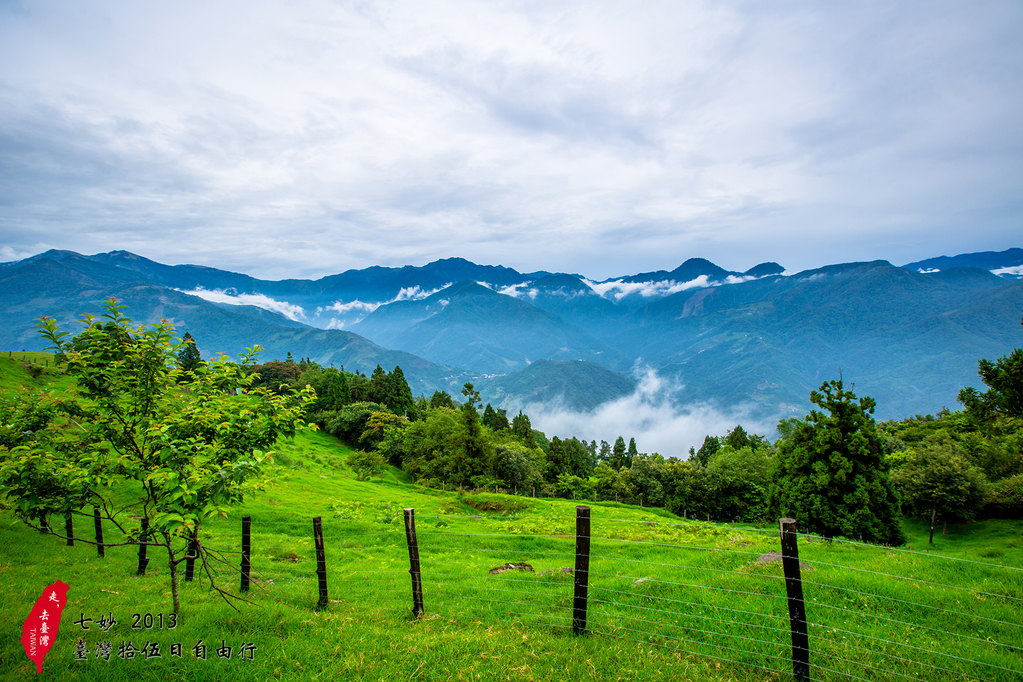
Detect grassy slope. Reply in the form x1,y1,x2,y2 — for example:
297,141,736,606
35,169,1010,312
1,357,1022,680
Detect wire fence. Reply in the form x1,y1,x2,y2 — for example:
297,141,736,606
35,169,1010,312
62,506,1023,681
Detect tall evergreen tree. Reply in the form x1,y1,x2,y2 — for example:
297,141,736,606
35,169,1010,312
771,379,905,545
457,382,488,484
430,390,455,409
176,332,202,376
482,403,509,431
546,436,569,480
694,435,720,466
609,436,628,469
323,369,351,410
369,365,388,404
512,411,535,448
386,365,416,417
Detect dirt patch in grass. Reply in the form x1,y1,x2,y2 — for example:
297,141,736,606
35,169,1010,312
460,495,530,514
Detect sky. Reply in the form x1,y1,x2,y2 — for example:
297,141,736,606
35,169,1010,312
1,0,1021,281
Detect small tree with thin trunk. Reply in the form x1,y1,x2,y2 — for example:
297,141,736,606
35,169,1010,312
890,436,987,544
0,299,312,613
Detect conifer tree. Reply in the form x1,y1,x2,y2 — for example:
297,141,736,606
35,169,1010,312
369,364,388,404
771,379,904,545
430,390,455,409
386,365,416,417
456,382,487,485
512,411,535,448
610,436,628,469
323,369,351,410
176,332,202,376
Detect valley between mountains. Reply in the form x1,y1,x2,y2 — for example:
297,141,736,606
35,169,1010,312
2,247,1022,426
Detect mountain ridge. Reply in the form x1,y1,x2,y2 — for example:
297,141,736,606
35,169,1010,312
3,247,1021,421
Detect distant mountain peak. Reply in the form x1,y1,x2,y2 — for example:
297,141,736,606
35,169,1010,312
673,257,722,270
23,248,82,263
745,262,785,277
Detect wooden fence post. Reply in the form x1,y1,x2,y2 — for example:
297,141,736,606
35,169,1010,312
136,518,150,576
241,515,251,592
93,506,104,558
780,518,810,681
185,531,198,582
313,516,328,608
573,505,591,635
403,508,424,618
65,513,74,546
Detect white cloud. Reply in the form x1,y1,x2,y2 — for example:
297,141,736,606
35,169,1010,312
320,300,381,315
317,283,449,317
917,268,941,274
585,276,714,300
991,265,1023,277
395,284,446,301
178,288,306,321
497,282,538,299
526,367,773,458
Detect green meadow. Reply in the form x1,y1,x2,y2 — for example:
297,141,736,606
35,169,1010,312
1,354,1022,681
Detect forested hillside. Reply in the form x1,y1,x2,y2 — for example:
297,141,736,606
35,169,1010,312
3,247,1022,419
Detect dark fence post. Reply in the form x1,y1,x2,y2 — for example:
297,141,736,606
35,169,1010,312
403,508,424,618
313,516,328,608
241,515,251,592
65,513,74,547
780,518,810,682
185,530,198,582
573,505,591,635
136,517,150,576
93,506,104,558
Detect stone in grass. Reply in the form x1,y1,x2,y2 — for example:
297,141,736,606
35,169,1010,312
538,567,573,577
489,562,534,575
755,551,812,570
632,577,652,586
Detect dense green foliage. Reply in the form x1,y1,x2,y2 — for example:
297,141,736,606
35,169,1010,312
771,380,905,544
881,323,1023,527
958,319,1023,421
259,343,1022,540
889,438,987,541
0,300,312,612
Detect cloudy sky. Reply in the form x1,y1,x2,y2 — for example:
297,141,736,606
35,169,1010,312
1,0,1020,281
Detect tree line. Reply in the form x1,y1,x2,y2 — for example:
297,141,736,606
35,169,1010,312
249,320,1023,547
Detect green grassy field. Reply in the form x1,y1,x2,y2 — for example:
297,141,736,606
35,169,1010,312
1,356,1022,680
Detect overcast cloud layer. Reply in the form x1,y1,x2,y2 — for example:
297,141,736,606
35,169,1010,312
1,1,1021,280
